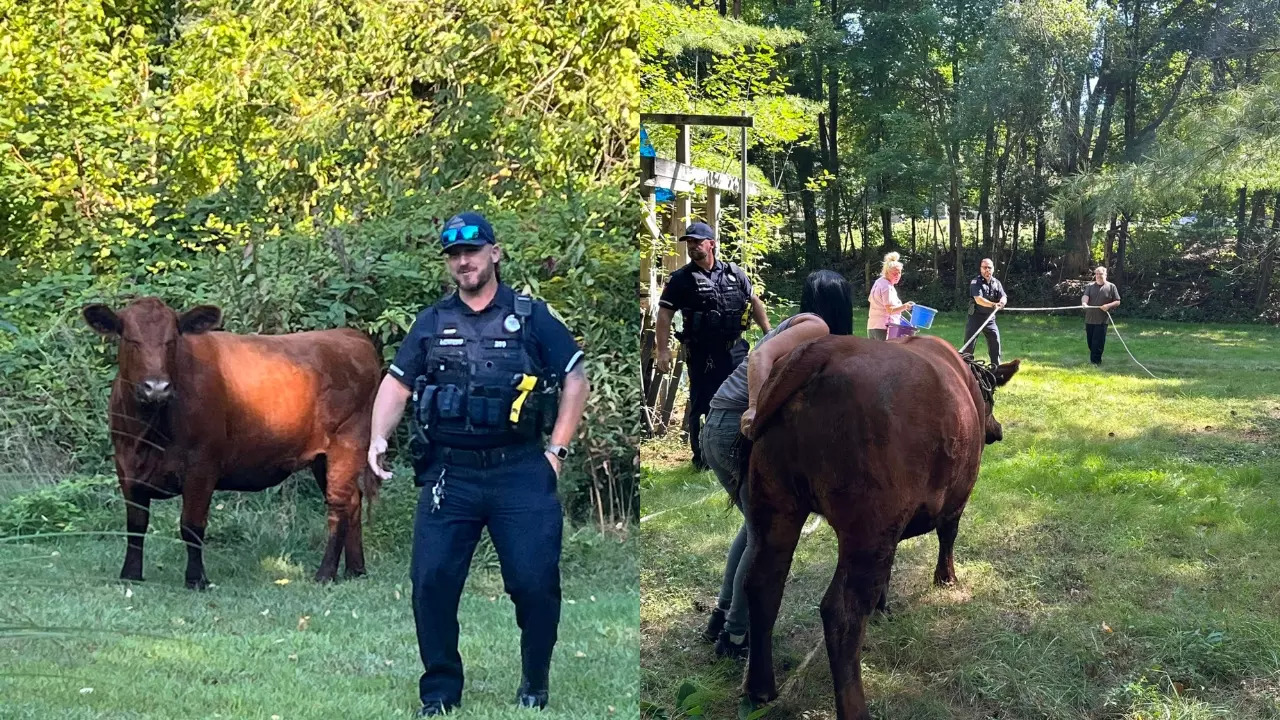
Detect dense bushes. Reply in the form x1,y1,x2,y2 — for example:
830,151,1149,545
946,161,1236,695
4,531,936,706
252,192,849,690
0,0,640,526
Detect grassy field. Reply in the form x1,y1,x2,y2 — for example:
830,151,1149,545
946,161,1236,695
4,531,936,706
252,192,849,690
640,309,1280,719
0,471,639,719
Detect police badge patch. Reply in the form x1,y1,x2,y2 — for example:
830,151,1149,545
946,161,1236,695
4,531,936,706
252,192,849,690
503,314,521,333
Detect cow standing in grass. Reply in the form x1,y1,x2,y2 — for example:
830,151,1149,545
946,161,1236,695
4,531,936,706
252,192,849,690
83,297,381,589
739,334,1019,720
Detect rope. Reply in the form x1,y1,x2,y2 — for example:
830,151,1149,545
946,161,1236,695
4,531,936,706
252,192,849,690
954,303,1158,379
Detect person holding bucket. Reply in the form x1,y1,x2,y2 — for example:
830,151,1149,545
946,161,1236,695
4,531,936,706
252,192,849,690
866,252,914,340
959,257,1007,365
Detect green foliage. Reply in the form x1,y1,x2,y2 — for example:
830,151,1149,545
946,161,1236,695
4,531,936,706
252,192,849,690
0,475,117,536
0,0,641,525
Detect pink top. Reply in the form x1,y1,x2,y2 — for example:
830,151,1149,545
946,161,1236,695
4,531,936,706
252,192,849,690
867,276,902,330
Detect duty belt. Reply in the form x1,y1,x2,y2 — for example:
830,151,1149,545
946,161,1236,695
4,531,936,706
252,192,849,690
437,445,540,469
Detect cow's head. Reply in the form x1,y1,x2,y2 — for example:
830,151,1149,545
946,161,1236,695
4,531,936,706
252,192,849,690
83,298,222,406
983,359,1021,444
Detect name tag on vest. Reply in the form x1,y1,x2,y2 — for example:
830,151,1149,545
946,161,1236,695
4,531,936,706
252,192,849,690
438,338,465,346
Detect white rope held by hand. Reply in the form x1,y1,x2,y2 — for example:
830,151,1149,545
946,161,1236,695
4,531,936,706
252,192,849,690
954,304,1158,379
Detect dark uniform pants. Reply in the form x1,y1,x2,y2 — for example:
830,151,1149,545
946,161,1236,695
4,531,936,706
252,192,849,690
684,339,748,466
1086,322,1107,364
410,445,562,706
961,313,1002,366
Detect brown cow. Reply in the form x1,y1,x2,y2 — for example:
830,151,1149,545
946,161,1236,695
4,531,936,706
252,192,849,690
739,334,1019,720
83,297,381,589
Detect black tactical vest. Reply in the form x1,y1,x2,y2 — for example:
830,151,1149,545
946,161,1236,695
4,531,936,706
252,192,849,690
411,294,557,450
675,262,750,347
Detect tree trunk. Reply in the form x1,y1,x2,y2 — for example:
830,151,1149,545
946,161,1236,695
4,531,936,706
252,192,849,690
1011,191,1021,268
880,207,894,252
818,112,840,260
911,216,917,253
1237,186,1249,246
1256,193,1280,310
950,169,963,291
795,142,822,268
1104,214,1118,267
1117,214,1129,284
1033,130,1045,272
978,123,995,255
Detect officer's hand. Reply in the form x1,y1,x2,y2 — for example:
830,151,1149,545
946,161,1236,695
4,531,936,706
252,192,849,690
367,437,393,481
656,347,672,374
739,407,757,440
544,451,562,478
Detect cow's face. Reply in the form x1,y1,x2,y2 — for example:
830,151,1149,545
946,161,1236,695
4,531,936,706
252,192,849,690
83,298,222,406
983,359,1021,445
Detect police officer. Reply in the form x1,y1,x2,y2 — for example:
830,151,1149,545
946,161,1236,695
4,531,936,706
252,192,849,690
960,257,1007,365
366,212,590,717
654,222,769,470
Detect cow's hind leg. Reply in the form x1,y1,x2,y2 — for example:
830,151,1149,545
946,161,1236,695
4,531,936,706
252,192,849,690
825,531,897,720
933,514,961,586
313,445,364,583
742,505,806,705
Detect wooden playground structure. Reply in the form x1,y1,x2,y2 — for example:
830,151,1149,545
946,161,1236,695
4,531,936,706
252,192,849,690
639,112,757,437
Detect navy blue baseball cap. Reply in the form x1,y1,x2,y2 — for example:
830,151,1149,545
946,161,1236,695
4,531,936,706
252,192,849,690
439,212,497,251
679,222,715,242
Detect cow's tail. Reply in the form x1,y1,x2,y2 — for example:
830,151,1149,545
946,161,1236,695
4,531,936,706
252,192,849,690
359,465,382,526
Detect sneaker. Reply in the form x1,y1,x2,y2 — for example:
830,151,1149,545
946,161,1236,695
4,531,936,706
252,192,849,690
714,630,748,660
701,608,726,642
516,681,548,710
416,700,457,717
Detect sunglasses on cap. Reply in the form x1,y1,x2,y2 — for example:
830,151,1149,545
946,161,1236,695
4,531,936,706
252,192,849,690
440,225,482,246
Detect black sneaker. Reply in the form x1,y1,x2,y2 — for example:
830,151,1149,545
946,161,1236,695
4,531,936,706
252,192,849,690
416,700,457,717
714,630,748,660
516,681,548,710
692,455,709,471
701,608,726,642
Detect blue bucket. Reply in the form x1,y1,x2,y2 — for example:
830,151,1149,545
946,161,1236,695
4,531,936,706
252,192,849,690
908,304,938,329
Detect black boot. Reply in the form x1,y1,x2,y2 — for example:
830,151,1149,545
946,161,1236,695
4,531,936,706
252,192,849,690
701,608,726,642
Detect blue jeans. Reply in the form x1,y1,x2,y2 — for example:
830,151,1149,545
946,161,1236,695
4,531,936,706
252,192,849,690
700,408,750,637
410,445,562,705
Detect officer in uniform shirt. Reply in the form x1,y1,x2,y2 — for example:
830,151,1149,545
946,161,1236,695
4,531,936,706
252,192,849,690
960,257,1007,366
654,222,769,469
366,212,589,717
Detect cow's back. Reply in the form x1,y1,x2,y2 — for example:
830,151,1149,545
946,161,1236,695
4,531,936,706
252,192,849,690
751,335,987,523
175,328,380,474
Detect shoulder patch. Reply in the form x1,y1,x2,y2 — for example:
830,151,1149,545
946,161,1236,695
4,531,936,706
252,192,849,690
971,279,977,285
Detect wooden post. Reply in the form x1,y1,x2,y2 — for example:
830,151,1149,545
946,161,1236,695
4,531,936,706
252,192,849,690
666,124,691,272
706,188,721,238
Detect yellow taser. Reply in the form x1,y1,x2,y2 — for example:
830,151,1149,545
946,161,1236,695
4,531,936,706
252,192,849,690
509,374,539,423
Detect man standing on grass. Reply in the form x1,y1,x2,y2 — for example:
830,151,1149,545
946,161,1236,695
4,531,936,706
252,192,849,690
959,257,1007,365
1082,266,1121,365
366,211,589,716
654,222,770,470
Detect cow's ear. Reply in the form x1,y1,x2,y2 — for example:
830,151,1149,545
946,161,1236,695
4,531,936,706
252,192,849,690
179,305,222,334
83,304,122,337
995,358,1021,386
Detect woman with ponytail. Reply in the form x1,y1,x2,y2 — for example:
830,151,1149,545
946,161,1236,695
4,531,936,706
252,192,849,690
866,251,914,340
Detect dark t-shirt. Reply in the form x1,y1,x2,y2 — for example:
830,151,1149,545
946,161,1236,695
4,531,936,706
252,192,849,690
1082,282,1120,325
969,275,1006,317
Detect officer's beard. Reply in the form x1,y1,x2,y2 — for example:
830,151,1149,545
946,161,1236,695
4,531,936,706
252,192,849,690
455,261,497,294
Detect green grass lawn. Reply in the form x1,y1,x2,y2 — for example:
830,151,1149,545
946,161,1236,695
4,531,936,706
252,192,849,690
641,309,1280,720
0,473,639,719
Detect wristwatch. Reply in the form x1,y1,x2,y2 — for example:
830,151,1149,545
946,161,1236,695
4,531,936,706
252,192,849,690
546,444,569,460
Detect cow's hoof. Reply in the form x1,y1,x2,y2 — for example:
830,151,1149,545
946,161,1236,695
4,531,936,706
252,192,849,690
185,576,210,591
120,571,144,582
314,571,337,584
933,575,957,587
746,688,778,706
344,567,367,580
